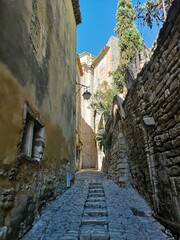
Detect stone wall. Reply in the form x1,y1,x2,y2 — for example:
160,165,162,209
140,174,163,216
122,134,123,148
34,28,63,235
102,0,180,234
102,96,131,186
123,0,180,234
0,0,79,239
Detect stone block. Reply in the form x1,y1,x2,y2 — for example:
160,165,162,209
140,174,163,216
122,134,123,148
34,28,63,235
164,141,174,150
164,119,176,130
165,89,170,98
173,136,180,147
167,148,180,157
137,86,145,98
155,81,164,95
0,187,15,210
154,136,163,146
170,79,177,92
168,157,180,167
143,116,156,126
169,166,180,177
153,62,160,73
154,72,160,81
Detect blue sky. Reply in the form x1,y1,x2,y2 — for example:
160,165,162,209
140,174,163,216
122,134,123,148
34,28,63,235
77,0,161,56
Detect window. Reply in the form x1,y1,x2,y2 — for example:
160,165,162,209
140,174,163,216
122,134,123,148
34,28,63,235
21,108,44,161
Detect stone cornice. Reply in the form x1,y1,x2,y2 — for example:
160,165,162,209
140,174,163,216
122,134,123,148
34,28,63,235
71,0,82,25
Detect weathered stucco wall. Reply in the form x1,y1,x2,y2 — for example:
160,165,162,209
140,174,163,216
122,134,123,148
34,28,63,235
123,0,180,234
0,0,78,239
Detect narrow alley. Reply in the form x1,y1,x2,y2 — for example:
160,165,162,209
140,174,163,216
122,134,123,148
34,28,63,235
0,0,179,239
22,170,173,240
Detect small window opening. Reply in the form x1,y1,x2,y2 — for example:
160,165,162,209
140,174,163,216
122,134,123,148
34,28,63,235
21,111,44,161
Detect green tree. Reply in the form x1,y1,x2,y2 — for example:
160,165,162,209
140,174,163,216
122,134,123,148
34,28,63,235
111,0,143,88
135,0,173,28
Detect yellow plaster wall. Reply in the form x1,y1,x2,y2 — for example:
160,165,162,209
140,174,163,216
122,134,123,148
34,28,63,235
0,0,77,238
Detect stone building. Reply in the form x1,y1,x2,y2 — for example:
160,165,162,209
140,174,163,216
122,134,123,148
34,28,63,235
102,0,180,235
78,52,97,169
0,0,81,239
76,55,83,170
78,36,120,170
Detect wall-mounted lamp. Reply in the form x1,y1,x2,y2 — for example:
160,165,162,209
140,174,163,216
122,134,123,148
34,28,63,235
76,82,92,100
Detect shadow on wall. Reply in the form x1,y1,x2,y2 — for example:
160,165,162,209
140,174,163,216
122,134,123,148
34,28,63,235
81,118,98,169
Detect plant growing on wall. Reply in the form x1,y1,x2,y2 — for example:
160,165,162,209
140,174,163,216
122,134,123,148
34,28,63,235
111,0,143,89
90,81,118,116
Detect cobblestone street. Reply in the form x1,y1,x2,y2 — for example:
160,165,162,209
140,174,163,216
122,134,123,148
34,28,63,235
22,170,174,240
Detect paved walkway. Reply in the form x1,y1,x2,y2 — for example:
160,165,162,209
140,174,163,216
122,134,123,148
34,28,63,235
22,170,174,240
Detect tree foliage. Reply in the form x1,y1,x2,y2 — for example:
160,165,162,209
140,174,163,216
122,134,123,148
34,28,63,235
90,81,118,116
135,0,173,28
111,0,143,88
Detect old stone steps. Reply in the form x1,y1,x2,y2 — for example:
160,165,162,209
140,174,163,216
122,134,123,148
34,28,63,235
79,182,110,240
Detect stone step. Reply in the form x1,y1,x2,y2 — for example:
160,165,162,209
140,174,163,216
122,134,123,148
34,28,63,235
86,197,105,202
84,209,108,216
91,233,110,240
89,184,103,187
60,237,78,240
61,229,80,239
89,182,102,185
79,233,110,240
89,185,103,188
80,223,108,232
89,188,104,192
88,193,105,198
89,189,104,193
89,188,103,191
81,217,108,225
89,184,102,188
85,202,106,208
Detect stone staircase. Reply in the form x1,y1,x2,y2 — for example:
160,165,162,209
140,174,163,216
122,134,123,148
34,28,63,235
79,182,110,240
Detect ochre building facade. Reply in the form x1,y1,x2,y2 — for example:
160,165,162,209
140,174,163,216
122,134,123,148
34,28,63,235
0,0,81,239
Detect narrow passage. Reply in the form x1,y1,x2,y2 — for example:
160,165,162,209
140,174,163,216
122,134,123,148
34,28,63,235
22,170,174,240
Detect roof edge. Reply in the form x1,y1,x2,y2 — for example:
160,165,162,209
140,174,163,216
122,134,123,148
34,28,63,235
76,54,83,76
71,0,82,25
91,46,110,69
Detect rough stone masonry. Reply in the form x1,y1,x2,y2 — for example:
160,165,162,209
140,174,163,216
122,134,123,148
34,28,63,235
102,0,180,235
